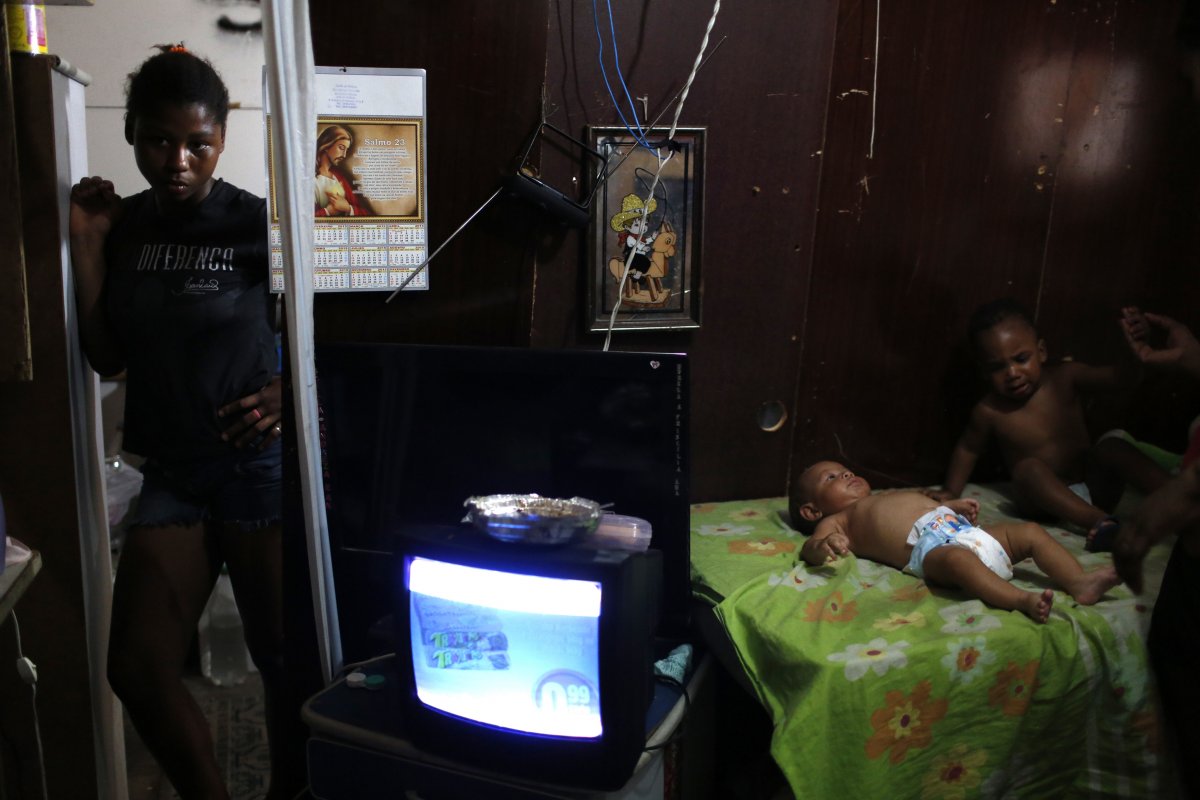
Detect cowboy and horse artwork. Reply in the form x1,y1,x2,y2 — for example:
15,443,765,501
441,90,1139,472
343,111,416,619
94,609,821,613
608,193,677,306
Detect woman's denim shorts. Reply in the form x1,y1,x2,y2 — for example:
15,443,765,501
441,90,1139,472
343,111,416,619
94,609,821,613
125,441,282,532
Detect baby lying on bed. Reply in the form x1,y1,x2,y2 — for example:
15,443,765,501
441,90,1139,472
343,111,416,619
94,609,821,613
789,460,1121,622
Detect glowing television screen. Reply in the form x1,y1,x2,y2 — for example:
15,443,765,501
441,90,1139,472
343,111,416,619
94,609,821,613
408,557,602,738
393,525,662,790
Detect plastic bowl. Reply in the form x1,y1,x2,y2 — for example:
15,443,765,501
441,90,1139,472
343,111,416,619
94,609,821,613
463,494,602,546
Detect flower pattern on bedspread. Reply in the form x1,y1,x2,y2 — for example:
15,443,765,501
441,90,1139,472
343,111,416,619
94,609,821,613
828,637,911,680
726,537,795,557
922,744,988,800
865,680,949,764
941,637,995,684
802,590,858,623
766,567,827,591
987,660,1039,717
693,484,1173,798
874,610,927,631
696,522,755,537
938,601,1001,634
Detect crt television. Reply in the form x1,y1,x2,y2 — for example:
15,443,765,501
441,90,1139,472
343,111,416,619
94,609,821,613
392,524,662,790
314,343,691,661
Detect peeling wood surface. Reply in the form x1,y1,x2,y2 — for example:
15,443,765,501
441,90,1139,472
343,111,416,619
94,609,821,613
798,0,1200,487
303,0,1198,502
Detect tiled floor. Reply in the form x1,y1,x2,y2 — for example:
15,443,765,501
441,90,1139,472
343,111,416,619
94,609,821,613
124,670,268,800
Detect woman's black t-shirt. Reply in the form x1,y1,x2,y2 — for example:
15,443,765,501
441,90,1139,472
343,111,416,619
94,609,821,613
104,179,274,461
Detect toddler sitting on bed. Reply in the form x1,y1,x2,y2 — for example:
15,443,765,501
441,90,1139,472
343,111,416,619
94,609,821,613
790,460,1121,623
926,298,1170,552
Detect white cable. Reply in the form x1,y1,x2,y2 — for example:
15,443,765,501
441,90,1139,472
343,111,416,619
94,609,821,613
603,152,674,351
869,0,881,159
665,0,721,142
10,611,48,800
603,0,722,351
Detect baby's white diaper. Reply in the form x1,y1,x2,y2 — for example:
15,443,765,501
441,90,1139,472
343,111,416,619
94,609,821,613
1068,482,1092,505
904,506,1013,581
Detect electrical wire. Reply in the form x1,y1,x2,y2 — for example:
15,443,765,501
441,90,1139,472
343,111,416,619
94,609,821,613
603,0,723,352
383,21,724,310
642,673,690,751
869,0,881,159
663,0,722,144
591,0,655,152
602,150,674,351
10,611,48,799
601,0,652,147
599,36,726,181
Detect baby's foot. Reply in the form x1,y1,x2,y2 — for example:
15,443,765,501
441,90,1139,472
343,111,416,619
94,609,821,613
1067,565,1122,605
1018,588,1054,623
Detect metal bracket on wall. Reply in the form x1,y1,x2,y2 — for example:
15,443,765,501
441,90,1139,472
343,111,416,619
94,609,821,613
385,122,609,303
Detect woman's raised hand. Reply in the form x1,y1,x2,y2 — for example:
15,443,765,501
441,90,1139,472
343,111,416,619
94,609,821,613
70,176,122,239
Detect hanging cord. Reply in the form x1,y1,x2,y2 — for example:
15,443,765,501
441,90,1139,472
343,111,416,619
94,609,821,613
592,0,656,151
386,33,724,309
603,0,722,351
664,0,721,144
869,0,881,159
601,36,727,182
642,673,691,751
603,152,674,351
10,611,48,799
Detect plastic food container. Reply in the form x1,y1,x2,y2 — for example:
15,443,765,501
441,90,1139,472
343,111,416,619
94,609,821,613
584,513,653,552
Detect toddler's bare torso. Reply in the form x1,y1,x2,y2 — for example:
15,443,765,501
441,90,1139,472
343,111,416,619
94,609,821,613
983,365,1092,480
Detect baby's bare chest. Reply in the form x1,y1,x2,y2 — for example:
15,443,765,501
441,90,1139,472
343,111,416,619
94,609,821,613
989,385,1092,464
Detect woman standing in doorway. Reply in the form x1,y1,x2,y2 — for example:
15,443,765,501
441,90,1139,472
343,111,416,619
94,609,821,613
69,45,298,799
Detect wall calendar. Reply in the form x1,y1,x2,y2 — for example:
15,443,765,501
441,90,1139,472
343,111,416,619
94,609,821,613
265,66,429,293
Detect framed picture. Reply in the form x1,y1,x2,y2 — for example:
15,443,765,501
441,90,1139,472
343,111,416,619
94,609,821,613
588,126,704,331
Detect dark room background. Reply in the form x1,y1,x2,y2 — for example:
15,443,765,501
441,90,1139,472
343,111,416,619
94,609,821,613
308,0,1200,502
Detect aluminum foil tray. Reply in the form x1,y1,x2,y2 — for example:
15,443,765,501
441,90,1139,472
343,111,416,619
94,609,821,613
463,494,602,546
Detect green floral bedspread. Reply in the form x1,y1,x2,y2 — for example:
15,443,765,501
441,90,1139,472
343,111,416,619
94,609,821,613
692,485,1173,798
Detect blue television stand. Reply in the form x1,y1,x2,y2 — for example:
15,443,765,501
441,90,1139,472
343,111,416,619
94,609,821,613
301,651,713,800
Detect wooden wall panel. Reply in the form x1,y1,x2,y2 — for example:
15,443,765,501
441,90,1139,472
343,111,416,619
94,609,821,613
797,0,1200,488
305,0,1196,503
1036,4,1200,448
308,0,550,346
300,0,553,671
539,0,841,502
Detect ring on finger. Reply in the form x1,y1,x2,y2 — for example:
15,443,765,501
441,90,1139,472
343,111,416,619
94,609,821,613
273,423,282,434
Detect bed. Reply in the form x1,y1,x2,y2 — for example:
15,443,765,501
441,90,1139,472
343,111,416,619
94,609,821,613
689,483,1174,798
